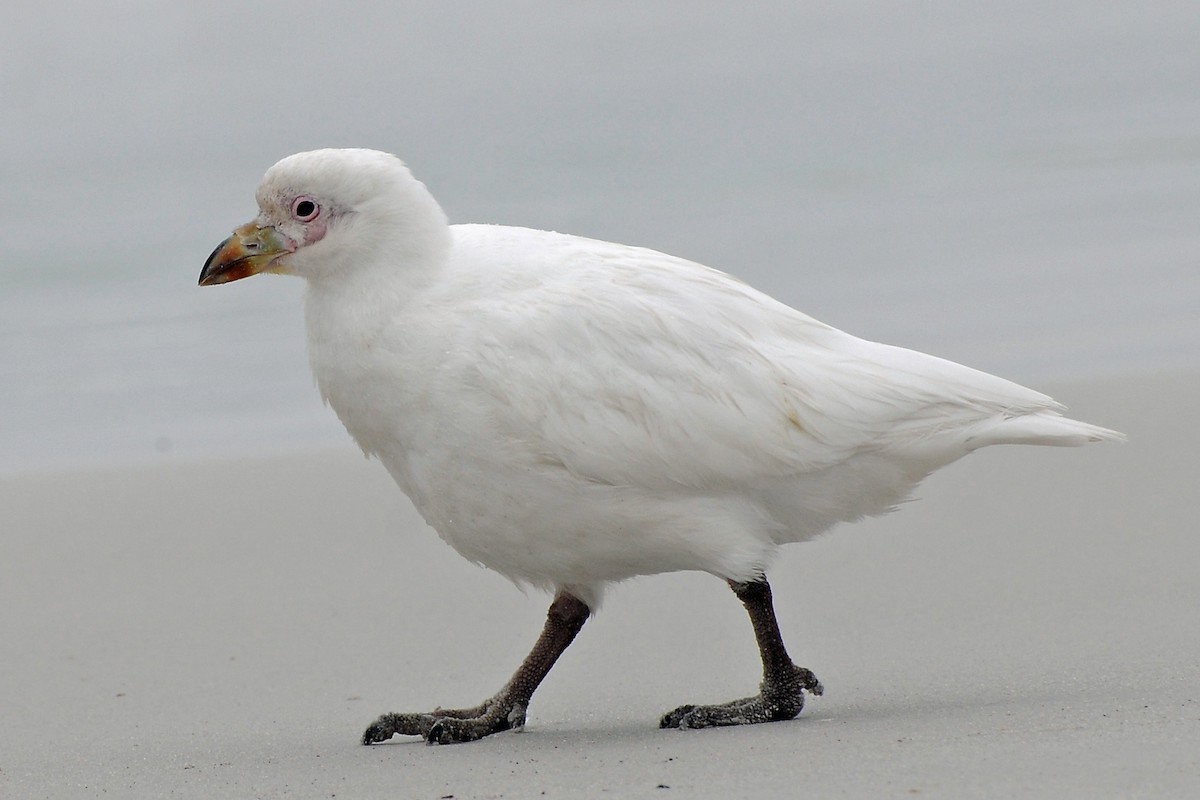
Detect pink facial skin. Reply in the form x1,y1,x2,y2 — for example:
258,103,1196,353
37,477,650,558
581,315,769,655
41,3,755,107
291,194,329,245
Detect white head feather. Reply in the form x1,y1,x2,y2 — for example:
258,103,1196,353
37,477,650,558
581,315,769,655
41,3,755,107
254,148,451,284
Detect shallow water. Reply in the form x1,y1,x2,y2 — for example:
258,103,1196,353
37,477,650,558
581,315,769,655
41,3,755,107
2,1,1197,473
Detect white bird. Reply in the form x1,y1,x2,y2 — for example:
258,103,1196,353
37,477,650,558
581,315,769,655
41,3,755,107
200,148,1123,744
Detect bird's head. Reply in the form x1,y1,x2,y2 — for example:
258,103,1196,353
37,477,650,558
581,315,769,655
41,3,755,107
199,148,449,287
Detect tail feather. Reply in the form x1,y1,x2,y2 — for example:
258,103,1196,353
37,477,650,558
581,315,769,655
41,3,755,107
966,413,1126,450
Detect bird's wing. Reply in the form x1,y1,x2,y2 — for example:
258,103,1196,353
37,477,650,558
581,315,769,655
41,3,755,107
438,232,1066,491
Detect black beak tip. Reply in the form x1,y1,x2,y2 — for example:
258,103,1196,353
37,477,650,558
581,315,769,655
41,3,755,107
199,238,231,286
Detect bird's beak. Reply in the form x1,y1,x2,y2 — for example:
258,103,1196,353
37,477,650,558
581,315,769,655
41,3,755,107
199,222,295,286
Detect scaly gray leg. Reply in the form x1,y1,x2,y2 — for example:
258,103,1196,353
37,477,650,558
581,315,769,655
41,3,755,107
363,590,590,745
660,578,822,729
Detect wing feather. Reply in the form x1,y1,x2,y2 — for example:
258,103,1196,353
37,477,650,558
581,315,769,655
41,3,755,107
439,226,1094,491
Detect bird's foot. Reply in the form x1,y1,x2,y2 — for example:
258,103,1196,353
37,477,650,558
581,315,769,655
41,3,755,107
362,697,528,745
660,664,822,730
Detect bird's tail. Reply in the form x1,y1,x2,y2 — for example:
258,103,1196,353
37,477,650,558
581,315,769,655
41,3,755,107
965,413,1126,451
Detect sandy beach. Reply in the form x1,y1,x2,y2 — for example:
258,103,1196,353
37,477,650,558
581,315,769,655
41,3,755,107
2,370,1196,799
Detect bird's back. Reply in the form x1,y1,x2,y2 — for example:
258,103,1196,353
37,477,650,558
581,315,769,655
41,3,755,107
437,223,1119,471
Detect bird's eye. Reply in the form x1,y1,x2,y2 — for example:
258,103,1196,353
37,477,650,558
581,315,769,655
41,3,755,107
291,196,320,222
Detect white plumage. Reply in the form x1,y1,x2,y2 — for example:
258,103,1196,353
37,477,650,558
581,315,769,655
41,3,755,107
201,148,1123,742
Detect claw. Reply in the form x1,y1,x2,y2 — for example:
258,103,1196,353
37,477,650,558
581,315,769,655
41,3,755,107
362,721,393,745
425,720,447,746
797,667,824,696
659,704,695,729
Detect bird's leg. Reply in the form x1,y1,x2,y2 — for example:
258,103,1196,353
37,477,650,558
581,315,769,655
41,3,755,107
660,578,822,729
362,590,590,745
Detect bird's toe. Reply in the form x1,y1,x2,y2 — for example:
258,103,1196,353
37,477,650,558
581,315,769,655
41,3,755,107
362,719,395,745
424,715,499,745
362,712,435,745
792,665,824,697
659,704,697,729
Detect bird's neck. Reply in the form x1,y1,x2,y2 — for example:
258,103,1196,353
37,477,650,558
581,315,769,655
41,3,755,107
303,256,435,360
303,224,452,378
304,214,452,311
301,266,424,462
